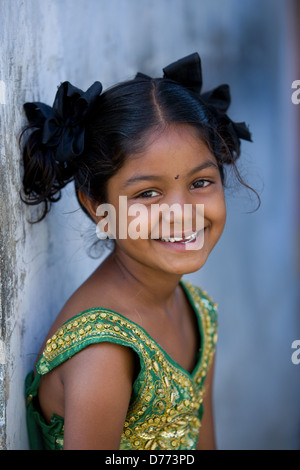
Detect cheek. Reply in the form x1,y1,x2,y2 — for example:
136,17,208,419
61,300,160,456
111,197,151,240
127,204,151,239
204,189,226,229
216,191,226,222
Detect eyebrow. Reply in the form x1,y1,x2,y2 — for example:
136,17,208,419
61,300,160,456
122,160,219,188
186,161,219,177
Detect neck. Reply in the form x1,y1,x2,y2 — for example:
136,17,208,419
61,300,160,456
105,248,183,309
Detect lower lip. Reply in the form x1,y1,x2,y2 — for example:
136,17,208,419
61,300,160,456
153,230,205,252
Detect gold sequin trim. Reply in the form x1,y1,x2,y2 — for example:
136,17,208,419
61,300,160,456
37,281,217,450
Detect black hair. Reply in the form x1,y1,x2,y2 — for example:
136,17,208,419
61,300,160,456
20,76,260,223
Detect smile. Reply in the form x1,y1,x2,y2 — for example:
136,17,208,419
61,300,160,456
157,232,198,244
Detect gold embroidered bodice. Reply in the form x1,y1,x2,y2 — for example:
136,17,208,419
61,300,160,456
25,281,218,450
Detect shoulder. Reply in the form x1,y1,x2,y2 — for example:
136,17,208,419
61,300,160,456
36,266,120,357
36,307,149,376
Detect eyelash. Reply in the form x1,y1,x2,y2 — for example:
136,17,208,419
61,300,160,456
135,179,212,199
137,190,160,199
191,179,212,189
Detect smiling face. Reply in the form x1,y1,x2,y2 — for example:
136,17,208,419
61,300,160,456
98,124,226,276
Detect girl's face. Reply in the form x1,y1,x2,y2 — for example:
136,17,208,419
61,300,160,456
101,124,226,276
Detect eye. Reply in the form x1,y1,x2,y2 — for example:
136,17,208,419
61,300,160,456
136,189,160,199
191,179,212,189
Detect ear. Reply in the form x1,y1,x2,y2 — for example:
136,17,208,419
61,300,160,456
77,189,99,224
77,189,114,239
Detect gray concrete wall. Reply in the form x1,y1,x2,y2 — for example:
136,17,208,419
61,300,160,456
0,0,299,450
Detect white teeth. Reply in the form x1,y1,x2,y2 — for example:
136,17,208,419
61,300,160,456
159,232,197,243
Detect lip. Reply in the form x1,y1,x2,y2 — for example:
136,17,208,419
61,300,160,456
153,229,206,252
158,231,198,243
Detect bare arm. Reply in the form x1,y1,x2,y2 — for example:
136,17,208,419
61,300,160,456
196,355,217,450
62,342,136,450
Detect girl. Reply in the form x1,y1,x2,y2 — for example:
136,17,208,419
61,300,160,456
22,53,255,450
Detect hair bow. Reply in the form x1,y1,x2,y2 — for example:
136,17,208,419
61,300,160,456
24,81,102,163
137,52,252,144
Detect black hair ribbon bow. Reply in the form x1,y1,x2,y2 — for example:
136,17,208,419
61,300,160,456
137,52,252,144
24,81,102,163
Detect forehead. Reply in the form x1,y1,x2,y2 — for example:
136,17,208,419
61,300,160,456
104,124,220,199
124,124,216,171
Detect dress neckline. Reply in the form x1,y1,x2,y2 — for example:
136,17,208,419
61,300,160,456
37,280,205,382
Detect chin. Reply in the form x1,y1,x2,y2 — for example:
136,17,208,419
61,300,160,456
160,256,209,276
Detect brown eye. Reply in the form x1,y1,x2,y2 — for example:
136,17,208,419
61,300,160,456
136,190,160,198
191,179,211,189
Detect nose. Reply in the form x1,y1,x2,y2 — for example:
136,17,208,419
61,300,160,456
161,189,186,230
164,188,190,210
151,190,203,238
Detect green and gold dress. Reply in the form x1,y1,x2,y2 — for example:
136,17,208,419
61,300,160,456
25,281,218,450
